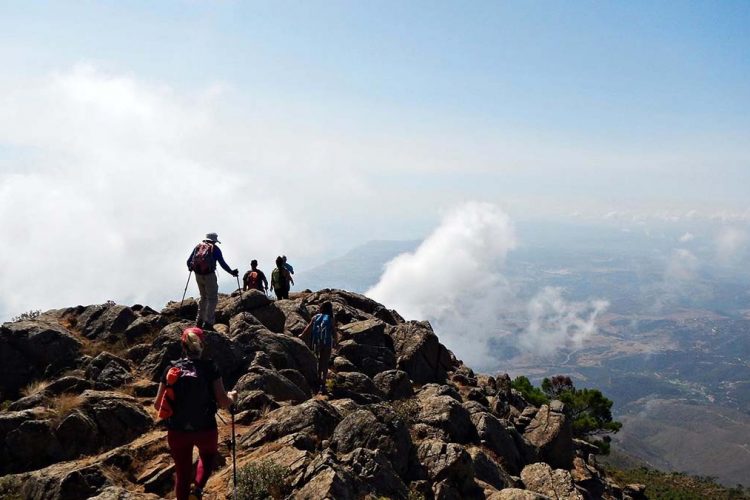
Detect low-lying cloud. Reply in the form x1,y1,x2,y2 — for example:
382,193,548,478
367,202,609,369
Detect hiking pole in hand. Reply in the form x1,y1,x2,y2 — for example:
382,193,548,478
235,274,243,304
231,405,237,499
179,271,192,310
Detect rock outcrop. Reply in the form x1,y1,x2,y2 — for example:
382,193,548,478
0,289,630,499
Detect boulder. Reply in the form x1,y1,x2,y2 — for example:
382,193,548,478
4,418,64,473
389,321,456,384
215,290,272,323
523,403,574,469
330,372,385,405
294,464,359,500
236,389,280,413
464,402,522,474
0,320,82,399
21,463,112,500
417,395,476,443
274,299,310,336
418,383,462,402
338,319,393,349
74,391,152,449
89,486,162,499
467,447,516,491
373,370,414,400
416,440,474,487
278,368,313,398
339,447,409,499
46,376,94,396
55,409,99,457
79,304,137,342
330,404,412,477
240,399,340,449
520,462,583,500
85,352,132,389
487,489,552,500
234,366,308,404
230,317,318,386
337,340,397,378
123,315,169,343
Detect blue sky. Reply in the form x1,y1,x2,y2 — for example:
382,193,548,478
0,1,749,314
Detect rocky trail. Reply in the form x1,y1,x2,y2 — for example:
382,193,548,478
0,289,646,499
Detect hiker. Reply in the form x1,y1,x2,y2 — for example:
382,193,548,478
282,255,295,286
187,232,238,330
242,259,268,293
270,256,292,300
299,301,337,394
154,327,237,500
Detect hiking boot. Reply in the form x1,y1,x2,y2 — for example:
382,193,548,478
188,486,203,500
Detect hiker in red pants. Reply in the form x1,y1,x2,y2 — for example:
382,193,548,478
154,327,237,500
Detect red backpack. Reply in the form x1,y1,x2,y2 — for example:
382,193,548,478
247,270,260,289
191,242,214,274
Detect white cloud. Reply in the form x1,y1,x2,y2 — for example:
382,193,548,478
665,248,699,282
519,287,609,357
679,232,695,243
367,202,609,369
715,227,749,265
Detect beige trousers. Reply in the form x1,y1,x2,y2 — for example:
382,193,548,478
195,272,219,325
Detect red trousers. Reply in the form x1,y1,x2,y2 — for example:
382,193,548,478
167,428,219,500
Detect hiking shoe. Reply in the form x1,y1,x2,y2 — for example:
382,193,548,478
188,486,203,500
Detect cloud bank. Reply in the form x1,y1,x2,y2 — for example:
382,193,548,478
367,202,609,369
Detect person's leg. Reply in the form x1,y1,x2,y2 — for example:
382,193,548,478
194,428,219,489
204,272,219,327
195,274,208,324
318,345,331,393
167,430,194,500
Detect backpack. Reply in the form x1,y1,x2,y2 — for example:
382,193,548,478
246,270,260,289
158,359,216,431
311,313,333,349
272,268,288,289
191,242,214,275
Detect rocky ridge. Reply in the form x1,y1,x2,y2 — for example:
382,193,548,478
0,289,645,499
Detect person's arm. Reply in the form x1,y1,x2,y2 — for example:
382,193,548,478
260,271,268,291
286,269,294,286
212,378,237,410
154,382,166,411
213,245,238,276
242,272,249,291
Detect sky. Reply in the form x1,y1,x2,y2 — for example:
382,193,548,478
1,1,749,322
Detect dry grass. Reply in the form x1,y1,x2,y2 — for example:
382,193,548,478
21,379,51,397
50,393,84,425
81,337,129,358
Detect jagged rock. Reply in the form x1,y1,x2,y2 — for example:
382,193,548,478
274,299,310,336
467,447,516,491
160,298,197,321
74,391,152,449
340,447,409,499
230,318,318,386
331,371,385,404
332,356,357,372
240,399,340,449
520,462,584,500
373,369,414,400
0,320,82,399
464,401,523,474
86,352,132,389
279,368,313,398
123,344,151,364
515,405,538,432
337,340,397,378
417,395,476,443
22,463,112,500
47,376,94,396
245,302,287,333
477,375,498,396
8,391,49,411
389,320,456,384
328,398,360,418
467,387,490,407
4,418,64,474
330,405,412,477
523,403,574,469
123,314,169,343
234,366,308,404
79,304,137,341
236,389,280,413
215,290,272,323
338,318,392,347
55,409,99,458
303,289,402,326
433,479,465,500
487,489,552,500
417,383,462,402
88,486,162,499
416,440,474,487
294,464,359,500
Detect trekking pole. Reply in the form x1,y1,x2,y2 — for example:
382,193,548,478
236,274,243,304
231,406,237,499
179,271,192,310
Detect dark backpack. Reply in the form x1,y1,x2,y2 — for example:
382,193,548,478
165,358,217,431
311,313,333,348
191,242,214,275
272,268,288,289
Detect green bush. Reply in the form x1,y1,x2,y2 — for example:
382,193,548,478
236,460,290,500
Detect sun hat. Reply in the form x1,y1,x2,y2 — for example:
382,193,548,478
205,232,221,243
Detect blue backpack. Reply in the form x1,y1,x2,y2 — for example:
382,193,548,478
311,314,333,348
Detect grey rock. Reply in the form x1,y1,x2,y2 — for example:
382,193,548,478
373,369,414,401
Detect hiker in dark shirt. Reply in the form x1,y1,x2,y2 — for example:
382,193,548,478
154,327,237,500
186,232,238,330
242,259,268,293
270,255,292,300
282,255,295,286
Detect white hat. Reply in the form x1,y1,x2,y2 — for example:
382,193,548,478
205,232,221,243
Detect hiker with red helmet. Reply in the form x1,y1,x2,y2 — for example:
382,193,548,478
154,327,237,500
187,232,239,330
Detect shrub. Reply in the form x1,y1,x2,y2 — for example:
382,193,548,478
11,309,41,322
236,460,290,500
50,393,83,426
21,379,51,397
